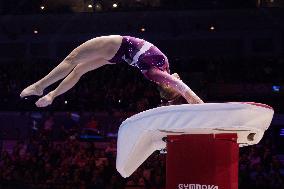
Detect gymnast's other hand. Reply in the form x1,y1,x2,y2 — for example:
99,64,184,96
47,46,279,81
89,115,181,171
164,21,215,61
35,92,55,107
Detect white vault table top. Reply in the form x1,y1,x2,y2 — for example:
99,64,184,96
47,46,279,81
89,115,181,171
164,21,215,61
116,102,274,178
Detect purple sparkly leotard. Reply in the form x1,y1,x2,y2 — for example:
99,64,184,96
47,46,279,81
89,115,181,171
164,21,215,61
108,36,193,99
109,36,169,74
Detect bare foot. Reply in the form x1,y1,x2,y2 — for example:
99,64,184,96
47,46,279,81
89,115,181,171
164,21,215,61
20,84,43,98
35,93,54,107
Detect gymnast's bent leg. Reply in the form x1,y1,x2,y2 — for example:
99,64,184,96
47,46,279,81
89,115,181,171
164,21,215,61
35,59,110,107
20,35,122,98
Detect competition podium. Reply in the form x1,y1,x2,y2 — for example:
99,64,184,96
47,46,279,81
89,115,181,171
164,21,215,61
116,102,274,189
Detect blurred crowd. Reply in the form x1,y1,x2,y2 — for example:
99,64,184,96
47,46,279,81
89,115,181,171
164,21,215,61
0,114,283,189
0,131,165,189
239,138,284,189
1,56,283,112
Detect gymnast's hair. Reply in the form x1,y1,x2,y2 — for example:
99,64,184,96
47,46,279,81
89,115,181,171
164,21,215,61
157,73,182,102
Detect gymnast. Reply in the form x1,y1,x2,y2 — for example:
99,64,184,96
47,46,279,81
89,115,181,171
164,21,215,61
20,35,203,107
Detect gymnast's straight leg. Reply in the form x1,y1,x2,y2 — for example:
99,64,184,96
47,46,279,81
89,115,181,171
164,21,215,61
35,59,110,107
20,35,122,98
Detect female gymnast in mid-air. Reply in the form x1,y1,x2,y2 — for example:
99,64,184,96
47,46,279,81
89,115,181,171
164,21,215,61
20,35,203,107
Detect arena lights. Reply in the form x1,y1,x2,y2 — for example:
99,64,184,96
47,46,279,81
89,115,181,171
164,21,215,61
64,100,68,104
88,4,93,8
140,27,146,32
34,30,39,34
40,6,45,10
94,3,102,11
210,26,215,31
113,3,118,8
280,128,284,136
272,85,280,92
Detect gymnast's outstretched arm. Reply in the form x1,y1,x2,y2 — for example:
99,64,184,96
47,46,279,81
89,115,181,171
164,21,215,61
145,67,204,104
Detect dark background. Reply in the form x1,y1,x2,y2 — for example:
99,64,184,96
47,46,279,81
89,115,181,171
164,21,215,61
0,0,284,189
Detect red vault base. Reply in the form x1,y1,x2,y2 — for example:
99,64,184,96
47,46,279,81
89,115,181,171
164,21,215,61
166,134,239,189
